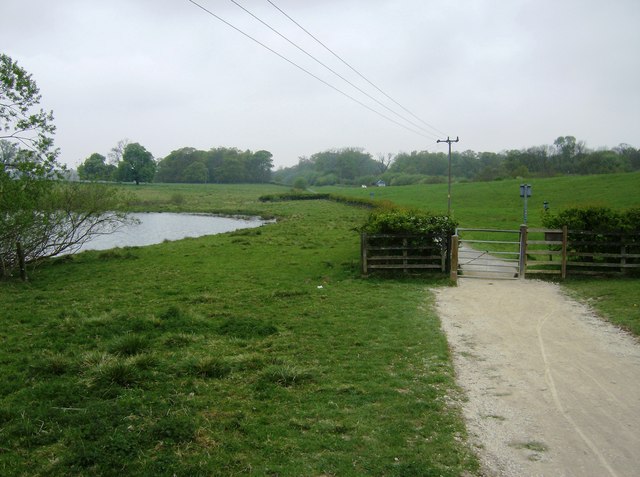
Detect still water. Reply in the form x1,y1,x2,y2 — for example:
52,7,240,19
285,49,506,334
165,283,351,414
76,212,269,252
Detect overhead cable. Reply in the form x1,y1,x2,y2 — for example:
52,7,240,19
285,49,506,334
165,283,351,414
266,0,448,138
228,0,438,139
186,0,435,139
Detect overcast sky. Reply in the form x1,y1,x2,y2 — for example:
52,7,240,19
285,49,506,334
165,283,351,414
3,0,639,169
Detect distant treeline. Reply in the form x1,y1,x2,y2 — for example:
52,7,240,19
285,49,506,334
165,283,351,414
274,137,640,187
77,136,640,185
77,144,273,184
155,147,273,184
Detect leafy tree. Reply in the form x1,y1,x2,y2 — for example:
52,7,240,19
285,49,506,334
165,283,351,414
1,54,129,280
248,150,273,182
182,161,208,183
77,152,116,181
154,147,272,184
292,177,308,190
117,142,156,185
1,54,59,278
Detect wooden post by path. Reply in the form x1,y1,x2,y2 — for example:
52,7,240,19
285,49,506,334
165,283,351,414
361,233,368,275
561,226,568,279
519,225,528,279
450,235,459,283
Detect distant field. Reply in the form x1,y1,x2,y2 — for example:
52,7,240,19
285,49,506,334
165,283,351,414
320,171,640,228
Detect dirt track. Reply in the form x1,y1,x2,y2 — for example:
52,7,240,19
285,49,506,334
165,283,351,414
434,279,640,477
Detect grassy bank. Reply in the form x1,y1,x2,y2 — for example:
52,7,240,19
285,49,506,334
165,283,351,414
0,191,477,476
321,171,640,228
562,279,640,336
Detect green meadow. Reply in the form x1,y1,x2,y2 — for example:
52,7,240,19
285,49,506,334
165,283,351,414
321,171,640,228
1,173,638,475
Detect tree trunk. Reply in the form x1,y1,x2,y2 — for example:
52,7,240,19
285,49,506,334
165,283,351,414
16,241,27,281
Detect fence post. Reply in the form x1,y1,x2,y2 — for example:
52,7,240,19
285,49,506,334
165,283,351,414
620,233,627,274
519,225,528,279
361,233,368,275
450,235,459,283
402,237,408,274
561,226,568,279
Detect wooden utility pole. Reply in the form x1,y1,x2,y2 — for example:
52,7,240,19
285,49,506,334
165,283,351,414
437,136,459,215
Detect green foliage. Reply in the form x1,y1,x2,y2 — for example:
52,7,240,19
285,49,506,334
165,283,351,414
0,54,57,167
542,207,640,269
274,137,640,186
542,206,640,232
2,182,131,278
155,146,273,184
1,54,62,278
117,142,156,185
77,152,116,181
272,147,384,186
360,209,458,239
292,176,307,190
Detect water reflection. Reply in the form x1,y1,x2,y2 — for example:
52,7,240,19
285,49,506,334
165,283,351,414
76,212,269,252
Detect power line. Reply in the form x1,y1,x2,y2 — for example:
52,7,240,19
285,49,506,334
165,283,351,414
186,0,434,139
437,136,459,215
228,0,438,139
265,0,448,138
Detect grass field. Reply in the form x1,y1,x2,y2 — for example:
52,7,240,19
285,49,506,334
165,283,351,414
321,171,640,228
0,187,477,476
1,174,638,475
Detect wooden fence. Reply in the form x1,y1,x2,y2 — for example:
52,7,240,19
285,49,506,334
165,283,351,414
362,228,640,279
361,234,448,275
523,227,640,278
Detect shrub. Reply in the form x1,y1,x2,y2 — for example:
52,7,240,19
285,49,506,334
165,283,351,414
542,206,640,265
292,177,308,190
542,206,626,231
359,209,457,242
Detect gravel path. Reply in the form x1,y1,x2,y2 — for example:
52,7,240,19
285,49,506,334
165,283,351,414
434,278,640,477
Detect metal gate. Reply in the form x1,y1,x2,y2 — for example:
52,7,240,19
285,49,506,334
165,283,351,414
455,228,524,279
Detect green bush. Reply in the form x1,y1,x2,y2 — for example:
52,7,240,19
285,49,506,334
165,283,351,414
359,209,458,240
541,206,640,232
542,207,640,266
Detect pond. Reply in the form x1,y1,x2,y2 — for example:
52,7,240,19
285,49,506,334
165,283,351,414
75,212,270,252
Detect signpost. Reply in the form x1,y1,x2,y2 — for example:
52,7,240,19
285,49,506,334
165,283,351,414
520,184,532,224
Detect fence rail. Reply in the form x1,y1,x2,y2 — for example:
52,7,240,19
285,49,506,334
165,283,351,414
362,228,640,279
361,234,447,274
522,227,640,278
